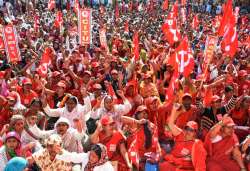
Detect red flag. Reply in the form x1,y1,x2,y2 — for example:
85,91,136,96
165,72,179,102
169,37,194,77
99,28,108,49
221,15,238,58
161,2,181,45
133,32,140,61
191,14,199,29
162,0,168,10
218,0,233,36
73,0,80,14
107,83,118,103
115,4,119,20
48,0,55,10
128,135,139,169
124,21,129,33
37,48,52,77
34,14,40,32
54,11,63,28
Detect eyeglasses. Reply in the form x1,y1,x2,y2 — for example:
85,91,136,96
184,126,196,132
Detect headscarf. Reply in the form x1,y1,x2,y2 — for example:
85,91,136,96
4,131,22,161
85,144,109,171
4,157,27,171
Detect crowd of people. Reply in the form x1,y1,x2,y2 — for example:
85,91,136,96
0,0,249,171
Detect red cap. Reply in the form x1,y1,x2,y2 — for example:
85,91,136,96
238,70,248,77
92,84,102,90
83,70,91,76
211,95,222,102
111,69,118,75
52,71,61,77
143,74,152,79
182,93,192,99
186,121,198,130
57,81,66,88
5,131,21,143
22,78,32,85
91,62,100,68
135,105,148,113
223,116,236,127
100,115,115,126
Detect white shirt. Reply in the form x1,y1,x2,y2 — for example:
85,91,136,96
56,151,114,171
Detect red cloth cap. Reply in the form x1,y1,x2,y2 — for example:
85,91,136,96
91,62,100,68
211,95,222,102
92,84,102,90
5,131,21,143
238,70,247,77
57,81,66,88
186,121,198,130
182,93,192,99
111,69,118,75
101,115,114,126
223,116,236,127
83,71,91,76
135,105,148,113
22,78,32,85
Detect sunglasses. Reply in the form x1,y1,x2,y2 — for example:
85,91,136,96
184,126,196,132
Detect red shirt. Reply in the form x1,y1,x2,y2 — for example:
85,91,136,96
18,89,38,106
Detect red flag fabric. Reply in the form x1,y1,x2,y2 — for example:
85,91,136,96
37,48,52,77
128,135,139,169
192,14,199,29
169,37,194,77
48,0,55,10
115,4,119,20
165,72,179,102
161,2,181,45
221,9,238,58
221,16,238,57
218,0,233,36
107,83,118,103
162,0,168,10
73,0,80,14
133,31,140,61
54,11,63,28
34,14,40,32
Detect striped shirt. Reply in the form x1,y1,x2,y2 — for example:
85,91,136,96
196,95,237,131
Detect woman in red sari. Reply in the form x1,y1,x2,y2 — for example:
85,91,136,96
160,104,207,171
121,105,161,170
90,115,132,171
205,116,246,171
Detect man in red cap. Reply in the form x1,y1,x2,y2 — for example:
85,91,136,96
197,83,239,138
205,116,246,171
160,104,207,171
17,78,38,107
175,93,199,129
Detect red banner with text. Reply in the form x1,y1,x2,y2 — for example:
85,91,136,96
78,9,92,45
2,25,21,63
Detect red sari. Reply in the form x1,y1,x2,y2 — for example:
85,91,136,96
160,132,207,171
205,133,241,171
99,131,129,171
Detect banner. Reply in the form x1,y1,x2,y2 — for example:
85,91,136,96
78,9,92,45
202,36,218,80
2,25,21,63
99,28,107,49
0,27,4,51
